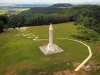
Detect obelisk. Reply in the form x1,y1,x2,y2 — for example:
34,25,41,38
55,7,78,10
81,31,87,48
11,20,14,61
39,23,64,55
47,23,54,51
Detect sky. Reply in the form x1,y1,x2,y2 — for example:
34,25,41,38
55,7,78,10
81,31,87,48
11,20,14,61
0,0,100,4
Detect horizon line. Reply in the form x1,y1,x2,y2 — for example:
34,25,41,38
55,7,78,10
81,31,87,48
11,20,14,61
0,2,100,5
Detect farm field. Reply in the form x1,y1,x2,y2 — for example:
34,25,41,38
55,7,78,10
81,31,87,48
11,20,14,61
0,8,30,15
0,10,8,15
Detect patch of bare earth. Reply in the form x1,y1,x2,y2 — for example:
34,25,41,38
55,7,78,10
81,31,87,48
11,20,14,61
88,61,100,70
4,70,18,75
73,62,80,68
53,69,89,75
37,69,89,75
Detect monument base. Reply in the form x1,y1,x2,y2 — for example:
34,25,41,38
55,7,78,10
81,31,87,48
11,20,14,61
40,44,64,55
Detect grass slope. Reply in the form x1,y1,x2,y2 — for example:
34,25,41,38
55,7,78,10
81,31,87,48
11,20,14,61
0,22,99,75
28,22,77,39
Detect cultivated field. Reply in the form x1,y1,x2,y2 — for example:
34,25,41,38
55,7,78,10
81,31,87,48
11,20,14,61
0,8,30,15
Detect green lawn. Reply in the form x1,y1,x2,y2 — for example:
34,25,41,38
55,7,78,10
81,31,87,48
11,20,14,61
0,22,99,75
29,22,77,39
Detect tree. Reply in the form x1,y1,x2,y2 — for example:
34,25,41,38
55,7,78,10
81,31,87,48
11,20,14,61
0,15,8,33
0,20,4,33
83,16,90,26
76,15,84,25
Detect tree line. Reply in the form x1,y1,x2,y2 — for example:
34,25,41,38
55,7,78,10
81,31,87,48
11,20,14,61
8,13,73,28
72,5,100,33
1,5,100,34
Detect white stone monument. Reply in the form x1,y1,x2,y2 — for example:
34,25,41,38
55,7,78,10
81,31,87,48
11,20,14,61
40,24,64,55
